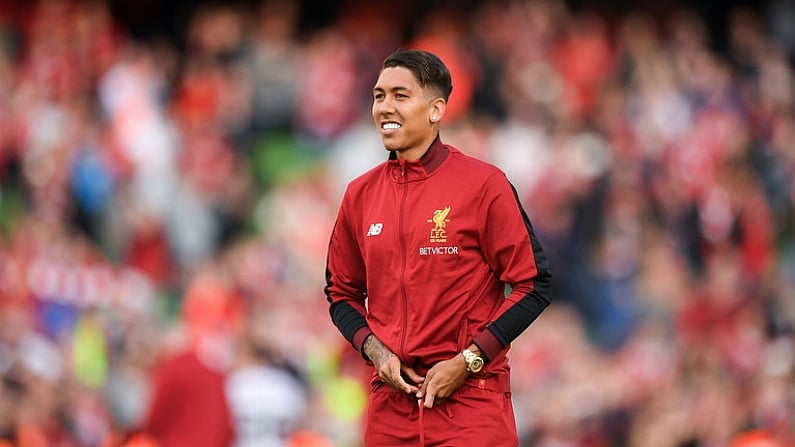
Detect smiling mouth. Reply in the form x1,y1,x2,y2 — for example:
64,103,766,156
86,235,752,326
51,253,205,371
382,122,401,130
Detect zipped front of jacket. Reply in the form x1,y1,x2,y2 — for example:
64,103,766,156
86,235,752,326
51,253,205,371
385,148,461,372
397,161,409,361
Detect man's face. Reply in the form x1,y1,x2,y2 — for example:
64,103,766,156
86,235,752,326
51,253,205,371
372,66,439,160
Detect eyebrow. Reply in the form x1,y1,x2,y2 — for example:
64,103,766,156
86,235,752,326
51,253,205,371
373,85,412,94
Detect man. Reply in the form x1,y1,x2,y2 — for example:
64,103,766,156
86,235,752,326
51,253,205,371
141,269,238,447
324,49,551,446
225,325,308,447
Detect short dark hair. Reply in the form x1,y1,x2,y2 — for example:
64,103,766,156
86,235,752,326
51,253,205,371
382,49,453,101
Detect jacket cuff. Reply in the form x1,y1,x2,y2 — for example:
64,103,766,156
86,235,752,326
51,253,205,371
352,327,374,359
473,329,504,363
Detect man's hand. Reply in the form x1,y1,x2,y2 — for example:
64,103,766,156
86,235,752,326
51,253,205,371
363,335,424,394
419,345,483,408
418,354,469,408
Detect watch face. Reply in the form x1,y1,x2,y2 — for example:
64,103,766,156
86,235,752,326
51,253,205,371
469,357,484,373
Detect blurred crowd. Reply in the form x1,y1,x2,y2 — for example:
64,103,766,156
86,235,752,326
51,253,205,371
0,0,794,446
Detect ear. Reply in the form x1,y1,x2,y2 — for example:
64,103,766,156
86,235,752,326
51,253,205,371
429,98,447,123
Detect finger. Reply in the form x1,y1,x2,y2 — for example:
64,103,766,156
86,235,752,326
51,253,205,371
401,365,425,385
423,388,435,408
395,375,419,394
423,378,438,408
383,367,409,392
387,362,414,393
417,373,428,398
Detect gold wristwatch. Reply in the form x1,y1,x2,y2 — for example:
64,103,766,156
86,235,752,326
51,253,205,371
462,348,484,373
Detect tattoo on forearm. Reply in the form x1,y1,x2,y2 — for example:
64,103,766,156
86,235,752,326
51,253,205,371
363,335,394,366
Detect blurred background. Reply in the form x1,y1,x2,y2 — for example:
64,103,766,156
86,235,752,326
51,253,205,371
0,0,794,446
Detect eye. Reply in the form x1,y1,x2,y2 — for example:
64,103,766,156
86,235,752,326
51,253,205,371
373,92,384,100
395,93,408,99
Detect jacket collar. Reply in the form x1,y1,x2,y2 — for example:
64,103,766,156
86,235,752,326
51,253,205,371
387,134,449,175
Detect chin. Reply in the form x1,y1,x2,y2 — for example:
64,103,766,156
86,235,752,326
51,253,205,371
380,140,402,152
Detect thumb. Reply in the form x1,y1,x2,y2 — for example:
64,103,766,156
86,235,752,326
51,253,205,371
401,365,425,385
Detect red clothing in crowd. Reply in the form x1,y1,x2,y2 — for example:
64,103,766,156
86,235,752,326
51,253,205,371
142,350,234,447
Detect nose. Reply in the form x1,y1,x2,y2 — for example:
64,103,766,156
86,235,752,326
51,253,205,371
373,97,395,115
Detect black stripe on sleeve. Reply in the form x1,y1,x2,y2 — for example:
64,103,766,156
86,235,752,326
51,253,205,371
487,290,550,347
329,301,368,346
487,183,552,346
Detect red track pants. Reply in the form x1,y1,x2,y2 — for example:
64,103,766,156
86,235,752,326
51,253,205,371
363,377,519,447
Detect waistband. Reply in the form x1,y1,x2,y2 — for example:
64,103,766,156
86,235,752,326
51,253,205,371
373,372,511,394
462,373,511,393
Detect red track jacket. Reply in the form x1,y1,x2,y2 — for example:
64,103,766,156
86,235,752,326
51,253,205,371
325,136,551,382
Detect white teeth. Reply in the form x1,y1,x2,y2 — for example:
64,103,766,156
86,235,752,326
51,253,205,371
383,123,400,130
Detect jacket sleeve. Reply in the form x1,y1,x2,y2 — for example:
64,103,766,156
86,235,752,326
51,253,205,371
324,193,373,355
472,172,552,362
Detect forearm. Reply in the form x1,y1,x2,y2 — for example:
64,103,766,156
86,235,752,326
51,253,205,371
362,334,394,364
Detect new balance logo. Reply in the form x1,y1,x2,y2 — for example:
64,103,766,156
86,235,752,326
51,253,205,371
366,223,383,237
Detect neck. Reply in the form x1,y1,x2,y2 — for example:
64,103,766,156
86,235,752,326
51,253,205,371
394,133,438,162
